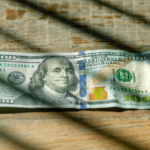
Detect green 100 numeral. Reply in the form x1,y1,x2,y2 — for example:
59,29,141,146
125,95,150,102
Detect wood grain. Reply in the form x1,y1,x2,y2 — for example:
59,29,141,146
0,110,149,150
0,0,150,149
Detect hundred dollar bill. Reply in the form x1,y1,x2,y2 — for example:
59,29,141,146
1,49,150,109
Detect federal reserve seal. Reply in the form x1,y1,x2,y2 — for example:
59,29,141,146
115,69,132,82
7,71,26,85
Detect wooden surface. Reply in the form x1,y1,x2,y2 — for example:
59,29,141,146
0,109,150,150
0,0,150,149
1,0,150,52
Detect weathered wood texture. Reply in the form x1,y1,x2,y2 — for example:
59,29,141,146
0,110,150,150
0,0,150,52
0,0,150,149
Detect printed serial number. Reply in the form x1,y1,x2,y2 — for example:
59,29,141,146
0,68,5,71
0,99,14,104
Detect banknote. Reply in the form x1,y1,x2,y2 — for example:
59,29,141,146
0,49,150,109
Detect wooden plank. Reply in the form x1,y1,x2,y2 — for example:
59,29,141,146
0,0,150,149
0,110,150,150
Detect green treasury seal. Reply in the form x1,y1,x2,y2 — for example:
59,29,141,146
115,69,132,82
7,71,26,85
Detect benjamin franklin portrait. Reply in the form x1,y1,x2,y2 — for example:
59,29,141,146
15,57,82,106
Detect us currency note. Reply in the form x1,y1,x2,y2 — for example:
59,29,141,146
0,49,150,109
